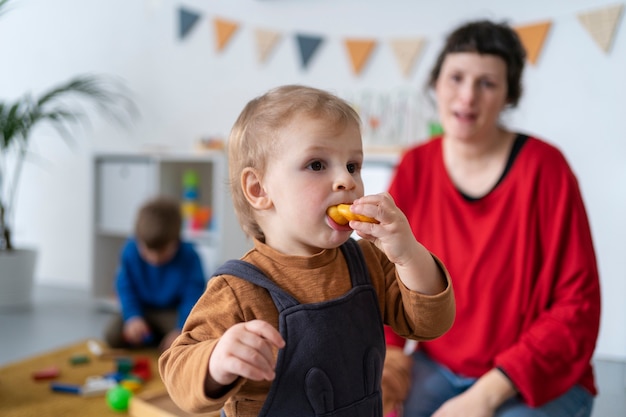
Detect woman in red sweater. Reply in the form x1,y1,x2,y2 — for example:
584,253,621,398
383,20,601,417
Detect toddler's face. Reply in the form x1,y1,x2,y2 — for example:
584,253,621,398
138,240,178,266
259,114,364,256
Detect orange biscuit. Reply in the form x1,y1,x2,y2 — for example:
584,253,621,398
327,204,379,225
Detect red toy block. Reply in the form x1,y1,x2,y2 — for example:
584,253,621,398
32,365,61,380
131,356,152,381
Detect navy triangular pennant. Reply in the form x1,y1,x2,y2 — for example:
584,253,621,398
179,7,201,40
296,34,324,69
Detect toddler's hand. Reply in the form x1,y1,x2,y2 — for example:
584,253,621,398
208,320,285,388
351,193,445,295
349,193,418,265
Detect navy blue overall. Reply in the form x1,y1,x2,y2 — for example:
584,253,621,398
214,238,385,417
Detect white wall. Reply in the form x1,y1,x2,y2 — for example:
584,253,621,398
1,0,624,359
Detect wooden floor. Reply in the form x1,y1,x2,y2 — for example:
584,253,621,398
0,338,166,417
0,285,624,416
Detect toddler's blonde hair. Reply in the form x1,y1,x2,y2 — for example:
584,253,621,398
228,85,361,241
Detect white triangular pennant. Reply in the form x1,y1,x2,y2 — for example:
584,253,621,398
577,3,624,53
254,28,282,64
389,38,426,78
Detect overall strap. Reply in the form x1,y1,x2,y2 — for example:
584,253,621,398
213,238,371,310
213,260,299,311
340,238,371,287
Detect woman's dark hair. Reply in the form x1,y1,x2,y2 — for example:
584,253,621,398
428,20,527,107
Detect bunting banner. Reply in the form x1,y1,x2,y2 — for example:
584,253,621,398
178,7,201,40
389,38,426,78
213,17,240,52
514,21,552,65
296,34,324,69
344,39,377,75
254,28,282,64
577,3,624,53
178,3,625,74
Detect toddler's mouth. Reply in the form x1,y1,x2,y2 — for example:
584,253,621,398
327,213,353,232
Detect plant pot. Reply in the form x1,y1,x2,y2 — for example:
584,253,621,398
0,247,38,310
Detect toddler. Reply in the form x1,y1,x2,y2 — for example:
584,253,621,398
159,85,455,416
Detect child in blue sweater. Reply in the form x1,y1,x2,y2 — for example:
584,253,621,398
104,196,206,352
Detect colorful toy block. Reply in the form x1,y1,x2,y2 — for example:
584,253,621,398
69,354,90,365
81,376,118,397
32,365,61,380
50,382,82,394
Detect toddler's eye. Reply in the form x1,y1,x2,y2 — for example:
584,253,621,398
308,161,324,171
347,163,359,174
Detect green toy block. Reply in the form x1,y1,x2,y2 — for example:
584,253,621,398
69,354,90,365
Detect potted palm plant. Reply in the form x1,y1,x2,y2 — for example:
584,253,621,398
0,0,136,308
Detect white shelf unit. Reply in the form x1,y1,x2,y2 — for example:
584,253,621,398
91,150,251,310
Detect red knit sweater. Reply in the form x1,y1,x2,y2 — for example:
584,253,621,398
386,136,601,407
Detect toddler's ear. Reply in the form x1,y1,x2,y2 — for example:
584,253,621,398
242,168,272,209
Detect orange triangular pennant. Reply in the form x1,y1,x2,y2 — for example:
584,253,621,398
344,39,377,75
254,28,282,64
213,17,239,52
389,38,426,78
514,21,552,65
577,3,624,53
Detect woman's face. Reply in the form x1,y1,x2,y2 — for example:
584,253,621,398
435,52,509,142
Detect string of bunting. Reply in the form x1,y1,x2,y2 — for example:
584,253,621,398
177,3,624,76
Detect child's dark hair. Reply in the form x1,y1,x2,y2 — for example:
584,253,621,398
135,196,182,250
428,20,527,107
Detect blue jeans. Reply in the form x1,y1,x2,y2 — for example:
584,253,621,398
403,351,594,417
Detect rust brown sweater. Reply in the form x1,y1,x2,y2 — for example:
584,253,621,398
159,238,455,416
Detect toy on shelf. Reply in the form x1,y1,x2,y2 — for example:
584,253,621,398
195,135,225,151
181,169,212,232
428,120,444,138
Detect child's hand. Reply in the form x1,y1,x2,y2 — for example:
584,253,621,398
123,317,151,345
208,320,285,388
350,193,445,295
349,193,418,265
